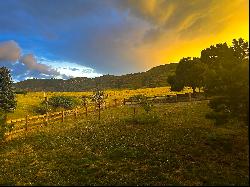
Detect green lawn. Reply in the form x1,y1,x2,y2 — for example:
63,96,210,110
0,101,248,185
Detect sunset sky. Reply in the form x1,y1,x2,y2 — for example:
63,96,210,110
0,0,249,82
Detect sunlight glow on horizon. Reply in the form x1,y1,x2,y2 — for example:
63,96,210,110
38,57,103,79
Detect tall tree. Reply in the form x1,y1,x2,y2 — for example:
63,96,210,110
167,57,206,93
202,38,249,124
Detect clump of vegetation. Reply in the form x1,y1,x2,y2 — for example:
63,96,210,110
34,101,52,114
48,95,80,109
205,96,231,125
34,95,81,114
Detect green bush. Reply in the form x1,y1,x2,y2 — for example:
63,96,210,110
48,95,80,110
34,96,81,114
34,102,52,114
205,97,231,125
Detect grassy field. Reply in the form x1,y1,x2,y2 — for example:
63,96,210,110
0,100,248,185
7,86,193,120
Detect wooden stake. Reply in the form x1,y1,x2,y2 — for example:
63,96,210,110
25,115,29,131
62,111,65,122
98,103,101,120
75,108,78,118
46,112,49,126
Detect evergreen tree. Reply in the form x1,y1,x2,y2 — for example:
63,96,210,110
0,67,17,112
0,67,17,140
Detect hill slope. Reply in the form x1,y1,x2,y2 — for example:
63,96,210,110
14,63,177,92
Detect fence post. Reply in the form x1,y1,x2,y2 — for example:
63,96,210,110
98,103,101,120
75,108,78,118
25,115,29,131
133,107,136,116
123,98,126,105
46,112,49,126
189,92,192,102
62,111,65,122
175,94,178,102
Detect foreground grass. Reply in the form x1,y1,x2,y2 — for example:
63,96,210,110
0,101,248,185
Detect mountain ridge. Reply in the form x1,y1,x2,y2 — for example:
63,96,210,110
14,63,178,92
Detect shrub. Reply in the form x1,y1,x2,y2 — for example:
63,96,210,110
34,95,81,114
34,102,52,114
48,95,80,110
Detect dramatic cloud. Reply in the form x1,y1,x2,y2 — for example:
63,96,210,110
19,54,60,75
0,0,248,81
116,0,247,40
0,40,62,80
0,40,21,62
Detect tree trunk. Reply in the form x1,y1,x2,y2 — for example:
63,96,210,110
98,103,101,120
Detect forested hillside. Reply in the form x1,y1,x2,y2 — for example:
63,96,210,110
14,63,177,91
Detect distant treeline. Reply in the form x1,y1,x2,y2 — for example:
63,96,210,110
14,63,177,92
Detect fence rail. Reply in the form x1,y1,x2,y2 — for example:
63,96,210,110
5,99,124,137
123,92,206,105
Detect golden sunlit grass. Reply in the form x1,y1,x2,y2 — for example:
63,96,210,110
0,101,248,185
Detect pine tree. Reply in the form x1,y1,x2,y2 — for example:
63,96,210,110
0,67,17,112
0,67,16,140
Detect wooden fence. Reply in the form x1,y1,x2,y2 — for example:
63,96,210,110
123,92,206,105
5,92,206,137
5,99,124,137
